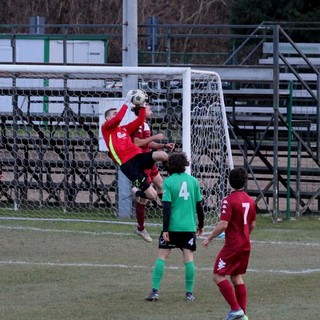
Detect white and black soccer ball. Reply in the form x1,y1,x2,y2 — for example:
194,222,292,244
131,89,147,105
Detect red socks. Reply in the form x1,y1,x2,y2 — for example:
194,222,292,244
136,202,146,231
235,283,247,313
217,279,240,311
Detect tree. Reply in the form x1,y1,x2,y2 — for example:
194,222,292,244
0,0,230,64
230,0,320,24
229,0,320,42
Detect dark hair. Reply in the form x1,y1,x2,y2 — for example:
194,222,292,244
166,152,189,174
131,106,142,116
229,167,248,190
105,108,117,119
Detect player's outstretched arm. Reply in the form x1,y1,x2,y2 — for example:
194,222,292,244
149,139,175,151
103,104,128,128
134,133,165,148
164,142,175,151
125,107,146,135
202,220,228,248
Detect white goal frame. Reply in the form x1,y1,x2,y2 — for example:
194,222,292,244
0,64,233,163
0,64,233,226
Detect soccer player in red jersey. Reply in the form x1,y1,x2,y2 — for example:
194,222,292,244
202,167,256,320
131,104,175,242
101,90,168,202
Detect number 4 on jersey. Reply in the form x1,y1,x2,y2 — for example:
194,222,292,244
179,181,190,200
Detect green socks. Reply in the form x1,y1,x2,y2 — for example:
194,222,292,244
151,259,195,293
151,258,166,290
185,261,195,293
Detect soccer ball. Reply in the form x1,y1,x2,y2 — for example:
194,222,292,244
131,89,147,105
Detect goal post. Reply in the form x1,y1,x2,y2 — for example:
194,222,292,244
0,65,233,226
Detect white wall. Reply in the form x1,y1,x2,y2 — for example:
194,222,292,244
0,39,44,63
0,38,106,114
49,40,105,64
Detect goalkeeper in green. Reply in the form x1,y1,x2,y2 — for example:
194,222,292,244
145,152,204,301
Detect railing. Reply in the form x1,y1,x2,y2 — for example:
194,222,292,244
1,22,320,219
0,22,319,66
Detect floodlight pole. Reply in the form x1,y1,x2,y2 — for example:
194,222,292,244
272,25,280,223
118,0,138,218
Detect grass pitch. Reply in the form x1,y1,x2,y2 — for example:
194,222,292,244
0,215,319,320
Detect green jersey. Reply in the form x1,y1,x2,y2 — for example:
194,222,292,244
162,172,202,232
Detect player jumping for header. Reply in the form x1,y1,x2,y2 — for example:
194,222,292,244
101,89,169,202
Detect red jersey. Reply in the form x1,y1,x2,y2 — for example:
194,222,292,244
132,122,151,152
220,190,256,252
101,104,146,166
131,121,159,183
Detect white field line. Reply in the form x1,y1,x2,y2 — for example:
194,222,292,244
0,225,319,275
0,225,135,236
0,260,319,275
0,225,319,247
0,216,161,226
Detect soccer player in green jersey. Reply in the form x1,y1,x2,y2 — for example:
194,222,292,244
145,152,204,302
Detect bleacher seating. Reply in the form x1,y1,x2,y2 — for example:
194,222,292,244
207,42,320,209
259,42,320,66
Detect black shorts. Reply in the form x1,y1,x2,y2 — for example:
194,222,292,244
158,231,197,252
120,152,155,191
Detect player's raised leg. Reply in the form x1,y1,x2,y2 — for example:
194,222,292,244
152,150,168,162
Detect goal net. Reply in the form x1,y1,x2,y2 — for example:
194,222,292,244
0,65,233,227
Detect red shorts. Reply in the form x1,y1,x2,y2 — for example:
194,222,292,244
145,165,159,184
213,247,250,276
